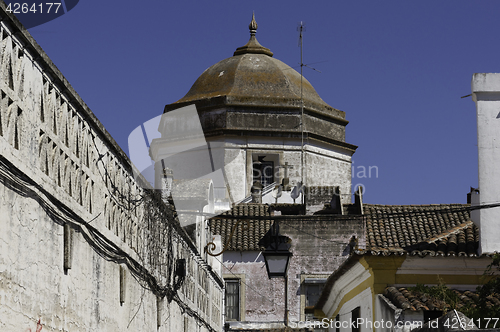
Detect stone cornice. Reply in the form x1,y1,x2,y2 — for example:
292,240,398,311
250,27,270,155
202,128,358,153
165,96,349,126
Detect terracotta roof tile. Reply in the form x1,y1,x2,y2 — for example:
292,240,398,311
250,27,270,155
383,286,500,312
362,204,478,257
210,203,365,252
211,203,478,256
209,204,273,251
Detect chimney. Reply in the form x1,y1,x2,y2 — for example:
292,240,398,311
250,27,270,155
330,186,344,215
467,187,479,205
471,73,500,254
161,167,174,202
251,181,263,203
354,186,364,215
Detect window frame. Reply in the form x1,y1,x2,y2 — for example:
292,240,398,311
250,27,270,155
223,274,246,322
300,274,329,322
246,151,283,195
224,279,240,321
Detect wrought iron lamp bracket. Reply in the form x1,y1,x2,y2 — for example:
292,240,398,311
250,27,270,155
205,218,250,257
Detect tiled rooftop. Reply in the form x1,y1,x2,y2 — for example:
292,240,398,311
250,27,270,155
383,286,500,312
209,204,273,251
363,204,478,257
210,203,478,256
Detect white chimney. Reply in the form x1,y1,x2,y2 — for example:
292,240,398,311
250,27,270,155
471,73,500,254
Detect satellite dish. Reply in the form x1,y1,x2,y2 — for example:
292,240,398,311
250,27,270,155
272,185,283,203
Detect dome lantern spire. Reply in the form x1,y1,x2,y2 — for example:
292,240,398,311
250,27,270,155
234,13,273,57
249,12,258,36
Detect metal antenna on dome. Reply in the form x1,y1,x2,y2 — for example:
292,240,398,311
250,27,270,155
298,21,306,204
297,22,322,205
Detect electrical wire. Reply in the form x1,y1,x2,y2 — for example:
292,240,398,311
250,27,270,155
0,154,220,332
4,146,496,330
210,203,487,222
90,135,144,210
208,202,489,251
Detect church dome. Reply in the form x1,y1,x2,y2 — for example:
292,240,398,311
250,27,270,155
167,14,345,121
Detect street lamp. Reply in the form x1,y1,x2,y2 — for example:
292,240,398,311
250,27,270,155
260,220,292,326
205,216,293,326
261,221,292,279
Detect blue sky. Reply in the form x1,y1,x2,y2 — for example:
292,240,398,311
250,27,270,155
25,1,500,205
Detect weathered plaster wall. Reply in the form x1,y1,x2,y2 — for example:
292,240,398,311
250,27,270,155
222,215,365,326
219,137,353,203
0,3,223,331
0,181,158,331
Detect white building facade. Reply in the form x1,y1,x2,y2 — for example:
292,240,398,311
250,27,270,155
0,3,224,331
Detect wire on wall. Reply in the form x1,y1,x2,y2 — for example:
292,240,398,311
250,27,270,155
0,154,219,332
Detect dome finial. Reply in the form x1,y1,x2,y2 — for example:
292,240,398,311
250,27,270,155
249,12,258,36
233,12,273,57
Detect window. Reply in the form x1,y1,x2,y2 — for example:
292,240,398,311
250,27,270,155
225,279,240,321
253,159,274,186
305,283,323,308
247,152,282,193
223,274,245,322
302,277,328,331
352,307,360,332
304,283,325,329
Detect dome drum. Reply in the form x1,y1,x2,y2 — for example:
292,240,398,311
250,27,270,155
187,106,351,148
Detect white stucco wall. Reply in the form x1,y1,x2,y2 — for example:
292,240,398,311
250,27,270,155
0,181,158,331
329,288,372,332
321,261,371,320
472,73,500,254
0,6,223,332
